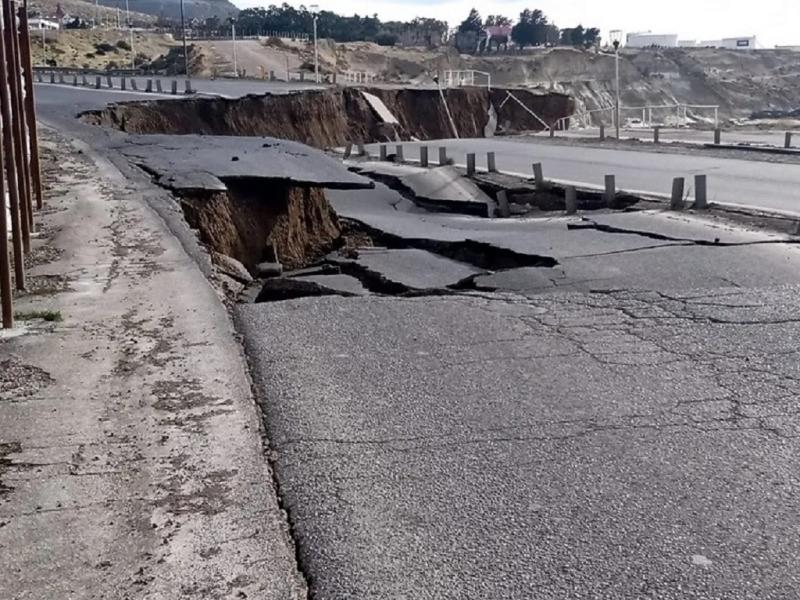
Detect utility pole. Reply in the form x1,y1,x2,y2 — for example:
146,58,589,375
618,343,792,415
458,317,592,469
124,0,133,69
310,4,319,83
610,30,622,139
231,22,237,77
180,0,189,77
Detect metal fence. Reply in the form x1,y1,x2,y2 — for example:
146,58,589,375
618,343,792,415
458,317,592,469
1,0,44,328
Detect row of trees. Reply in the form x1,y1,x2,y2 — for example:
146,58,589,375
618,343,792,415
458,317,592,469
224,4,446,46
457,8,600,49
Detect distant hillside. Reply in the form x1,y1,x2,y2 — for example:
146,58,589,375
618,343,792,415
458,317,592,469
30,0,156,26
96,0,238,21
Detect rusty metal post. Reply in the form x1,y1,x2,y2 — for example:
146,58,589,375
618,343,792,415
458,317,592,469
0,107,12,327
3,0,31,251
0,8,25,288
18,2,43,210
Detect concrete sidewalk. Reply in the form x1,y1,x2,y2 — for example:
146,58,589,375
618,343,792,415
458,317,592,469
0,128,303,599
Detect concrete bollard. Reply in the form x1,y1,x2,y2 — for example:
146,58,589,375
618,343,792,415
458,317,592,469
694,174,708,209
156,79,163,93
269,70,276,81
438,147,448,165
653,126,660,144
58,72,64,84
466,153,476,176
343,143,353,159
532,162,545,191
379,144,387,161
420,146,429,167
356,143,365,156
300,72,305,82
785,132,793,149
130,78,138,90
604,174,616,206
496,190,510,218
171,80,178,95
72,74,78,86
95,75,102,89
36,71,42,83
185,79,193,94
49,72,55,83
487,151,497,173
145,79,153,92
714,128,721,145
395,144,404,162
107,75,113,88
120,77,127,90
81,74,88,86
599,124,605,141
565,186,577,215
670,177,685,210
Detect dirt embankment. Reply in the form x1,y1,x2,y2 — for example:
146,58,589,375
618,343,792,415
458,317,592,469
180,181,340,272
84,87,574,146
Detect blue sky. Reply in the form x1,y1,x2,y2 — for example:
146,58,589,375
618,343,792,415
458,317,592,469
232,0,798,48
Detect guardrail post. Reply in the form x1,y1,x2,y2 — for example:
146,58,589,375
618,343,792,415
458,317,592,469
171,80,178,95
395,144,404,162
379,144,387,161
599,124,605,141
565,186,577,215
106,75,113,88
670,177,685,210
785,132,793,149
532,162,545,191
714,128,721,145
653,126,660,144
438,146,447,165
487,151,497,172
604,174,616,206
419,145,429,167
145,79,153,92
155,79,163,93
694,174,707,209
120,76,126,90
496,190,510,218
466,153,476,176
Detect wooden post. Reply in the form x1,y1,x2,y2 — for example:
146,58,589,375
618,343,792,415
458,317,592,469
395,144,404,162
604,174,616,206
565,186,577,215
17,4,44,210
145,79,153,92
356,143,365,156
694,174,708,209
184,79,192,94
120,76,126,90
532,162,545,191
466,153,476,176
486,151,497,172
670,177,685,210
106,74,113,88
785,132,793,149
714,128,721,145
438,146,447,165
0,8,26,288
343,143,352,159
130,78,137,90
419,145,429,167
95,75,102,89
171,80,178,94
599,124,605,141
653,126,660,144
0,98,12,327
496,190,510,217
379,144,387,161
72,73,78,86
155,79,163,93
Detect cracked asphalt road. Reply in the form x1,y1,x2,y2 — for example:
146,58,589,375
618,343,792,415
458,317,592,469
240,287,800,599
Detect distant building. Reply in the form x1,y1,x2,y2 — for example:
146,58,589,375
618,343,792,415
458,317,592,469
626,32,679,48
698,36,757,49
775,45,800,51
28,17,60,30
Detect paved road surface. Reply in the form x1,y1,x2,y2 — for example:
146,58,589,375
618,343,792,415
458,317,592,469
371,138,800,215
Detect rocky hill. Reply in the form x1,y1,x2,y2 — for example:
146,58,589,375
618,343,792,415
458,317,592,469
96,0,238,21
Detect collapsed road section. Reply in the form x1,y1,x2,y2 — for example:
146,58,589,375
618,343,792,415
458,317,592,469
82,86,574,147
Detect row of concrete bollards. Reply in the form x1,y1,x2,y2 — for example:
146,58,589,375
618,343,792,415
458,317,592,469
594,125,796,150
348,143,711,215
38,70,194,95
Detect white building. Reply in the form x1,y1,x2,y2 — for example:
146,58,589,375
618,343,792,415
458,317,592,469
626,32,679,48
28,18,59,30
699,36,757,49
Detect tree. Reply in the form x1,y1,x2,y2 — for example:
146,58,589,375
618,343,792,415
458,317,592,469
511,9,550,48
560,24,600,48
457,8,483,34
484,14,512,27
583,27,600,47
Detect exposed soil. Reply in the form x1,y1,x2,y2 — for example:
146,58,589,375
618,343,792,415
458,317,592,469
82,87,575,147
178,181,341,272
